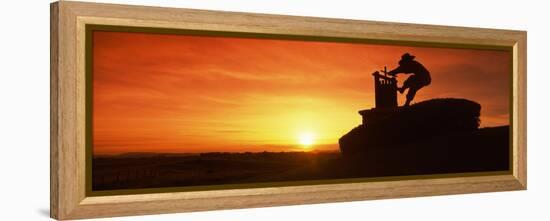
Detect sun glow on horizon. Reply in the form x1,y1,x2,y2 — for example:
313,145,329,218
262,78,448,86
298,132,316,147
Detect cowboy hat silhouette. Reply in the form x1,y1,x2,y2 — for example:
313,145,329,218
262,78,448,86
401,53,416,61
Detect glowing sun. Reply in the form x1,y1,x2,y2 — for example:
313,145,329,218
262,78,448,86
298,132,316,147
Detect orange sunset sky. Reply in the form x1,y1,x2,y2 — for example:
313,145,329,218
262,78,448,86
92,31,511,155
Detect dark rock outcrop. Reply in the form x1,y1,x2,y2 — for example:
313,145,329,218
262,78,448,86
338,98,509,175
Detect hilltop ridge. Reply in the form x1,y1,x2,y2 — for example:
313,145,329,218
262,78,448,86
339,98,509,174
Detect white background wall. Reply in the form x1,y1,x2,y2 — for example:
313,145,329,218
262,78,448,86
0,0,548,220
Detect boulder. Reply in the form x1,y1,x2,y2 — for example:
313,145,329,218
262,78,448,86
340,98,481,155
338,98,509,175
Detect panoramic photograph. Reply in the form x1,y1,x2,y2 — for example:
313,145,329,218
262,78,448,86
90,29,511,192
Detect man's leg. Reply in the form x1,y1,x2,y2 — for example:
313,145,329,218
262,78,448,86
398,86,407,94
404,87,418,107
400,75,416,94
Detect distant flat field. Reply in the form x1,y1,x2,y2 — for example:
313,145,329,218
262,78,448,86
93,126,509,192
92,151,349,191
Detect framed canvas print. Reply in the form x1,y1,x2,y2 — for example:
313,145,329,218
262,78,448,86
50,1,527,220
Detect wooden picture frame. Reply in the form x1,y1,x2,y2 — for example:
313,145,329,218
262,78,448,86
50,1,527,220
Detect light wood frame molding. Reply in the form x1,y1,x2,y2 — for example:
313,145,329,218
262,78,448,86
50,1,527,220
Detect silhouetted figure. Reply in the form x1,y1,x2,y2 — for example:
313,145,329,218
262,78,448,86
388,53,431,107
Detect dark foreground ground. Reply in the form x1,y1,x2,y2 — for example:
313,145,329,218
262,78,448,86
92,126,509,191
93,151,343,191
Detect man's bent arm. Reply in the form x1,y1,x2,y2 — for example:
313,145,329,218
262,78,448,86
388,65,412,75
